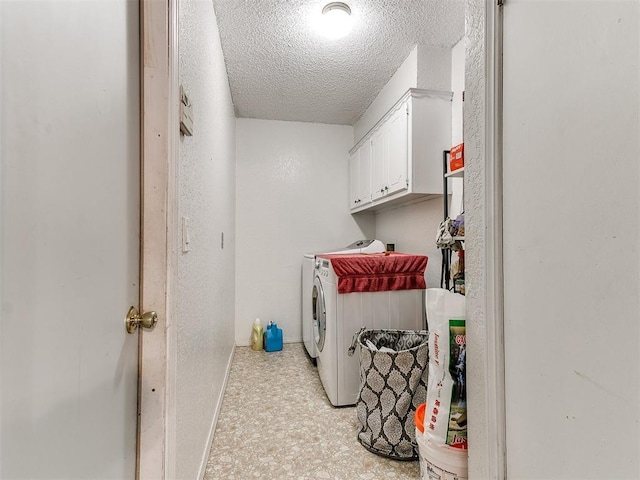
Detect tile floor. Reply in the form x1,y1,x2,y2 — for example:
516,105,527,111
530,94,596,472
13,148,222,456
204,343,420,480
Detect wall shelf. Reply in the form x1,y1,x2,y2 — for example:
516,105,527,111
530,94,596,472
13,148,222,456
441,150,465,291
445,167,464,178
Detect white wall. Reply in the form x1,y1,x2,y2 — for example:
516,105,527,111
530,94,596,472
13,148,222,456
374,199,445,289
417,45,452,92
502,2,639,478
448,38,465,219
235,118,375,346
354,46,418,143
177,1,236,478
354,44,459,144
450,39,465,147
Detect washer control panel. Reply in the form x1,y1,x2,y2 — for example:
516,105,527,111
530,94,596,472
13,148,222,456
316,259,330,277
323,239,385,255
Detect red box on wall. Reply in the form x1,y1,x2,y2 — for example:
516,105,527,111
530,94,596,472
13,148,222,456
450,143,464,172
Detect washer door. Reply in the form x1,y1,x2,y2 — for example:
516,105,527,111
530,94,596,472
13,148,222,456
312,276,326,352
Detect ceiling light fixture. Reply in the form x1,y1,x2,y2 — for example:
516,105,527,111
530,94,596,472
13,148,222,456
317,2,352,39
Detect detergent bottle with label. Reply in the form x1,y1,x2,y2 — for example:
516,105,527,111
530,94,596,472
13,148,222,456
264,321,283,352
251,318,264,351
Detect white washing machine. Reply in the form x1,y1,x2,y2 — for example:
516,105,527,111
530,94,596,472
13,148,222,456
302,240,385,360
313,255,425,406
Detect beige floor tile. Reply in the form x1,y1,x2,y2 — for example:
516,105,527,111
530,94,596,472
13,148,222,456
204,343,420,480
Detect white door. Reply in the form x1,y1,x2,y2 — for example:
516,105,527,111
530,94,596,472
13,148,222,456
1,1,141,478
502,1,639,478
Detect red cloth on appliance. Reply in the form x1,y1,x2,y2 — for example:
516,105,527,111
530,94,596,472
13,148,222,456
316,252,428,294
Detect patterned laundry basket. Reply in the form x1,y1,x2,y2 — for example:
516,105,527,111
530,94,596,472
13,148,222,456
349,329,429,460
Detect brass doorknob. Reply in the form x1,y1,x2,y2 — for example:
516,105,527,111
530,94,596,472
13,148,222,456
125,306,158,334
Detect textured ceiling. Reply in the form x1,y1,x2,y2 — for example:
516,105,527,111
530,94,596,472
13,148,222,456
211,0,465,125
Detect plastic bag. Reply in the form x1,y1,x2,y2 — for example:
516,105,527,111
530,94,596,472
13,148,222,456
424,288,467,449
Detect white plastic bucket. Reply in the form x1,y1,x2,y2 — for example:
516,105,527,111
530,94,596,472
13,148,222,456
416,430,468,480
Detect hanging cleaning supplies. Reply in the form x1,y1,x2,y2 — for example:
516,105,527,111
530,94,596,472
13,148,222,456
251,318,264,351
264,321,283,352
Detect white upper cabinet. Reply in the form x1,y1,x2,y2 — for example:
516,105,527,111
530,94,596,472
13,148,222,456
370,100,409,200
349,88,452,213
349,141,372,208
370,123,387,200
359,141,371,205
386,100,409,196
349,150,360,207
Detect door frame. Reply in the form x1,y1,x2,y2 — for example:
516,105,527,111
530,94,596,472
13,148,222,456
483,0,506,477
136,1,510,478
138,0,179,478
464,0,506,478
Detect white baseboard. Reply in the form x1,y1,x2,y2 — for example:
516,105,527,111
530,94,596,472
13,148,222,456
197,345,236,480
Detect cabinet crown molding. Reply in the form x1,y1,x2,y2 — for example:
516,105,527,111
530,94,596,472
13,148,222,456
350,88,453,154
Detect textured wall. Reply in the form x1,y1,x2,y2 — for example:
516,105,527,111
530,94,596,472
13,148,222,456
416,45,453,92
177,1,236,478
462,0,491,478
235,118,375,346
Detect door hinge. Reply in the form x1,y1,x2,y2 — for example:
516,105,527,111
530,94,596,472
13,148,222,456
497,0,504,5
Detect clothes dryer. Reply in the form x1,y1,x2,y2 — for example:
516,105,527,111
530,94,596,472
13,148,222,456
302,253,317,360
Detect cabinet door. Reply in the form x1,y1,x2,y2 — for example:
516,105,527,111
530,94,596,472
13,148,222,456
349,150,360,208
370,125,387,200
358,140,372,206
386,101,409,195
